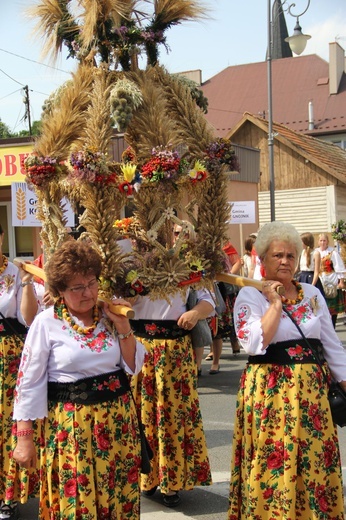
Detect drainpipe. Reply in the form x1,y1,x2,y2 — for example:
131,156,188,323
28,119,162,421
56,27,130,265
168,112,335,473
308,100,314,131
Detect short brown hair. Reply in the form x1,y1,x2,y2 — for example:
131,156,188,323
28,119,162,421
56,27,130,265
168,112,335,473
46,240,102,297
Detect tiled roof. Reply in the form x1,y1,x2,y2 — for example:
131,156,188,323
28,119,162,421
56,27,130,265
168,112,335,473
201,54,346,138
228,112,346,183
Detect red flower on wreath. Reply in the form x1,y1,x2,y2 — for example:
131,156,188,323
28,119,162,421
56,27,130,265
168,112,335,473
141,146,181,182
118,181,133,195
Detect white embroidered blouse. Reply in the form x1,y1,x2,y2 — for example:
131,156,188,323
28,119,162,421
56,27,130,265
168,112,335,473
13,306,146,421
0,261,30,324
234,283,346,382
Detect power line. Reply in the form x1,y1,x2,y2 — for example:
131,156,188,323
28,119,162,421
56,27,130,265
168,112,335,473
0,48,70,74
0,88,22,101
0,68,25,86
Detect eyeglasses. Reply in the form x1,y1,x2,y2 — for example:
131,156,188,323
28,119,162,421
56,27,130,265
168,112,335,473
174,231,180,236
66,279,99,294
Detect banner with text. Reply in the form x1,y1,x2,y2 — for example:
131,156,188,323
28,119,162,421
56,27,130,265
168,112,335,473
228,201,256,224
11,183,75,227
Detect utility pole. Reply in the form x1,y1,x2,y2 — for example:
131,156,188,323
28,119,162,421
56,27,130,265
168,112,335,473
23,85,32,135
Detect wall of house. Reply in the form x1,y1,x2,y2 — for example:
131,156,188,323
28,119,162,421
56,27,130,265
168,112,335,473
258,185,337,233
232,123,338,191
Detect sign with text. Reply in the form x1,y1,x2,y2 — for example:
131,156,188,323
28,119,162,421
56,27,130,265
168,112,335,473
11,183,75,227
228,201,256,224
0,145,32,185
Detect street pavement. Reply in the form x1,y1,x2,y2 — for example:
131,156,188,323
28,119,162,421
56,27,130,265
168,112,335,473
18,317,346,519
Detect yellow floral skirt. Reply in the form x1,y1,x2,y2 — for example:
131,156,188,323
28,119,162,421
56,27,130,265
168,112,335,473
0,334,41,503
131,335,212,494
34,395,142,520
228,363,345,520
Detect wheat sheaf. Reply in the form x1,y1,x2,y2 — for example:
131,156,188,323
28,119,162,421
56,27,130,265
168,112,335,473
16,188,26,221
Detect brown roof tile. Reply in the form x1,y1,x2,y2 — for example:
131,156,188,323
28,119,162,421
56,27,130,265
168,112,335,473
201,54,346,138
228,112,346,183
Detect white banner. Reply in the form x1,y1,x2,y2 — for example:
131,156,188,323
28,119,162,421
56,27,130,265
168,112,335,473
11,183,75,227
228,200,256,224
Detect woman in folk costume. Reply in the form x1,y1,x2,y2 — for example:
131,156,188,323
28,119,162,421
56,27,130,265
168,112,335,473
130,286,215,507
0,224,40,520
228,221,346,519
298,232,325,296
12,241,146,520
316,233,345,328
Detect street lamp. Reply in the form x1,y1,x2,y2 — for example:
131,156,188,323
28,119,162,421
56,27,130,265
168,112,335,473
267,0,311,221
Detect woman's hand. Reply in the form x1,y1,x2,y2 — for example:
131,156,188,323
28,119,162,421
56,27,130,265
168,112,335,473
103,298,133,333
42,290,54,307
13,439,37,469
177,309,199,331
338,279,345,290
262,280,283,304
18,260,34,283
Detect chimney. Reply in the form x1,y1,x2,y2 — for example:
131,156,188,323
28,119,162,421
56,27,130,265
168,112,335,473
329,41,345,95
308,101,314,130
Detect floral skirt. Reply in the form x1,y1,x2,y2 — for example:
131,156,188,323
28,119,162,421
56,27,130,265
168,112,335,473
228,362,345,520
325,288,344,315
36,395,141,520
0,334,41,503
131,335,212,494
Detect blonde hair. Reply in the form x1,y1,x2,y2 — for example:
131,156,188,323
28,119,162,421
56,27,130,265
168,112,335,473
318,233,329,245
300,232,314,268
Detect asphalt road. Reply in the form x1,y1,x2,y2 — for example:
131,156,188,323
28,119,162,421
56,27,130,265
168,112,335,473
17,319,346,519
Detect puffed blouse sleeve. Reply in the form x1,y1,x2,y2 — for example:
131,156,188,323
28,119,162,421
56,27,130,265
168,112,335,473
194,288,216,316
331,250,346,278
13,313,50,420
315,291,346,381
233,287,268,355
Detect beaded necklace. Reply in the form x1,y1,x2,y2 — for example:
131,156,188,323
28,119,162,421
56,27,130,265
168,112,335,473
281,280,304,306
0,255,8,275
56,298,99,335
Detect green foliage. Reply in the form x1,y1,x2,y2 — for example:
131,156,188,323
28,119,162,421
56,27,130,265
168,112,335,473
0,118,42,139
0,119,13,138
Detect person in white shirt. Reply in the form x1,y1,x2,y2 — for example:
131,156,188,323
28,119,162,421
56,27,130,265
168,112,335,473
228,221,346,519
316,232,346,328
12,240,146,520
298,232,325,296
130,286,214,508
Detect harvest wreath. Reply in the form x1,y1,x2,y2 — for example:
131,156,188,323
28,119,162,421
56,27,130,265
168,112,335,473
23,1,237,300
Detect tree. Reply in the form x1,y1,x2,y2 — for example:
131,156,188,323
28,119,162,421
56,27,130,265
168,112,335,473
16,120,42,137
0,119,13,138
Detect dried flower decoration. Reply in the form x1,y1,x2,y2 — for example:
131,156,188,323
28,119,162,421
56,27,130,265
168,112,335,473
3,274,15,292
22,155,65,189
113,217,134,236
331,220,346,243
310,295,320,315
141,146,181,183
121,146,137,164
188,160,208,183
205,138,240,173
69,148,117,185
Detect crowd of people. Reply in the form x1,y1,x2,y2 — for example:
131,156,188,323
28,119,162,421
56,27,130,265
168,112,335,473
1,221,346,519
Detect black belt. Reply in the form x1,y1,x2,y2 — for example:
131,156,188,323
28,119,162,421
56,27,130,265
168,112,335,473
248,338,324,365
0,316,27,337
48,369,130,404
130,319,190,339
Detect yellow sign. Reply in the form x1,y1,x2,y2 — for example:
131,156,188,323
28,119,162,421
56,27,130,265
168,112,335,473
0,144,33,186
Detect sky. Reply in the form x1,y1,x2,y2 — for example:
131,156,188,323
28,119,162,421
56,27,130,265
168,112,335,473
0,0,345,133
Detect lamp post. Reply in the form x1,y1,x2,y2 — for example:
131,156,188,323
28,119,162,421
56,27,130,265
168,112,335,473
267,0,311,221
